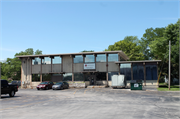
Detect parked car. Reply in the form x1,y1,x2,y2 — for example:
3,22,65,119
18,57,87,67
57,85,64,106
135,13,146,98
10,80,21,87
52,82,69,90
1,80,18,97
36,81,54,90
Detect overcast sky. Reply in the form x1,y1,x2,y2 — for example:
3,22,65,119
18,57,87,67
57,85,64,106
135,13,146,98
0,0,179,61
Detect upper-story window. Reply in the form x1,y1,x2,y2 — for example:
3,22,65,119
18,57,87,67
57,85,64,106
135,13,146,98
96,54,106,62
108,54,118,62
74,55,83,63
32,58,41,65
42,57,51,64
53,56,61,64
85,55,94,63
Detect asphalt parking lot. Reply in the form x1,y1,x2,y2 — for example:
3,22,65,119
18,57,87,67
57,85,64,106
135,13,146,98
1,88,180,119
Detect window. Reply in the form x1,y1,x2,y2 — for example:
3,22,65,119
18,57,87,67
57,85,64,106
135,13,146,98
96,54,106,62
42,57,51,64
120,63,131,80
74,73,84,81
42,74,51,81
63,73,72,81
133,64,144,80
32,74,40,82
53,56,61,64
146,64,157,80
96,72,106,81
32,58,41,65
74,55,83,63
108,54,118,62
85,55,94,63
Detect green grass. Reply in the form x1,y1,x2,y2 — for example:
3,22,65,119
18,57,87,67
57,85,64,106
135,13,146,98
157,85,180,91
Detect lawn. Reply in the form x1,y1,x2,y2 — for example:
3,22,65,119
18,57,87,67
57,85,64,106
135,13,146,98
158,85,180,91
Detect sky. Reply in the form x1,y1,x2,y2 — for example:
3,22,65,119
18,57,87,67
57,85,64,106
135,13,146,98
0,0,179,61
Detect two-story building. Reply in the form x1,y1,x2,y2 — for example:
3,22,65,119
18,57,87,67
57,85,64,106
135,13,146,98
16,51,161,88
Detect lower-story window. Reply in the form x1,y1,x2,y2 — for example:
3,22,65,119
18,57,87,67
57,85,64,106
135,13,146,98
32,74,40,82
42,74,51,81
63,73,72,81
74,73,84,81
96,72,106,81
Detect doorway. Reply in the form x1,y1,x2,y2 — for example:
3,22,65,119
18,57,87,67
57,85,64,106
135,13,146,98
88,75,96,85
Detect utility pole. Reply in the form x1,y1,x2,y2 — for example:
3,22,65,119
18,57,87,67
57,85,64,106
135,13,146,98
169,41,171,90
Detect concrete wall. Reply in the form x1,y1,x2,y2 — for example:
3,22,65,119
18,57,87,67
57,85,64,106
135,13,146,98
32,65,40,74
31,82,40,88
108,62,119,72
96,62,106,72
145,80,158,86
21,58,32,88
63,56,72,72
52,64,61,72
42,64,51,73
74,63,83,72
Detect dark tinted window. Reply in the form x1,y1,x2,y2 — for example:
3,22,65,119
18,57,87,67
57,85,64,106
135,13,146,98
1,80,8,86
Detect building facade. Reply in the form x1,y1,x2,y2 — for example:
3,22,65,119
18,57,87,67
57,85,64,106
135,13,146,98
16,51,160,88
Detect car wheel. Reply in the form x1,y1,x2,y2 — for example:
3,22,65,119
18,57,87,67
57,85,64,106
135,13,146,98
9,90,15,97
61,87,63,90
46,86,49,90
37,88,40,90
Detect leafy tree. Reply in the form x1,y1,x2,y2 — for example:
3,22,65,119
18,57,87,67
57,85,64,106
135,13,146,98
140,27,165,60
35,49,42,55
123,36,140,45
1,48,43,81
105,36,144,61
81,50,94,52
149,20,179,80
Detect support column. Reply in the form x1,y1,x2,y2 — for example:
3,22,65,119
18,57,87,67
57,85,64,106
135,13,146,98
118,53,121,75
131,63,133,80
21,60,23,89
106,54,109,86
157,62,159,86
40,58,42,82
51,57,52,73
61,56,63,72
83,55,85,63
72,55,74,82
30,58,32,88
94,54,97,71
143,62,146,86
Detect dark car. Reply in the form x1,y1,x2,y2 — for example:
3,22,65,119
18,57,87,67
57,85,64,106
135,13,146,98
52,82,69,90
10,80,21,87
36,81,54,90
1,80,18,97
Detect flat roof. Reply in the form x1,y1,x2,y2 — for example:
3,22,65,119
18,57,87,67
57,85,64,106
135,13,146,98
16,51,129,60
115,60,161,64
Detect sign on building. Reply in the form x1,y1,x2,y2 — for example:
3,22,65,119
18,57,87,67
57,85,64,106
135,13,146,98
84,63,95,70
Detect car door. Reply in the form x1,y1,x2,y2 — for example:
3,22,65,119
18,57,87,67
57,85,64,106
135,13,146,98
1,80,9,94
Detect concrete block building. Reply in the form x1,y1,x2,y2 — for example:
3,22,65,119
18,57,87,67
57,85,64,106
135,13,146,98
16,51,161,88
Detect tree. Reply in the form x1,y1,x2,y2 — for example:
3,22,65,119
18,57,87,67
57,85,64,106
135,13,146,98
105,36,144,61
81,50,94,52
1,48,43,81
140,27,165,60
149,20,179,80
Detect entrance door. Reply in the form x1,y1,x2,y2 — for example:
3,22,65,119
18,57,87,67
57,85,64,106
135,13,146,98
89,75,96,85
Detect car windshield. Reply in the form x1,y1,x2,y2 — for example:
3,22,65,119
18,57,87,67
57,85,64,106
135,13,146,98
40,82,48,84
55,82,63,85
